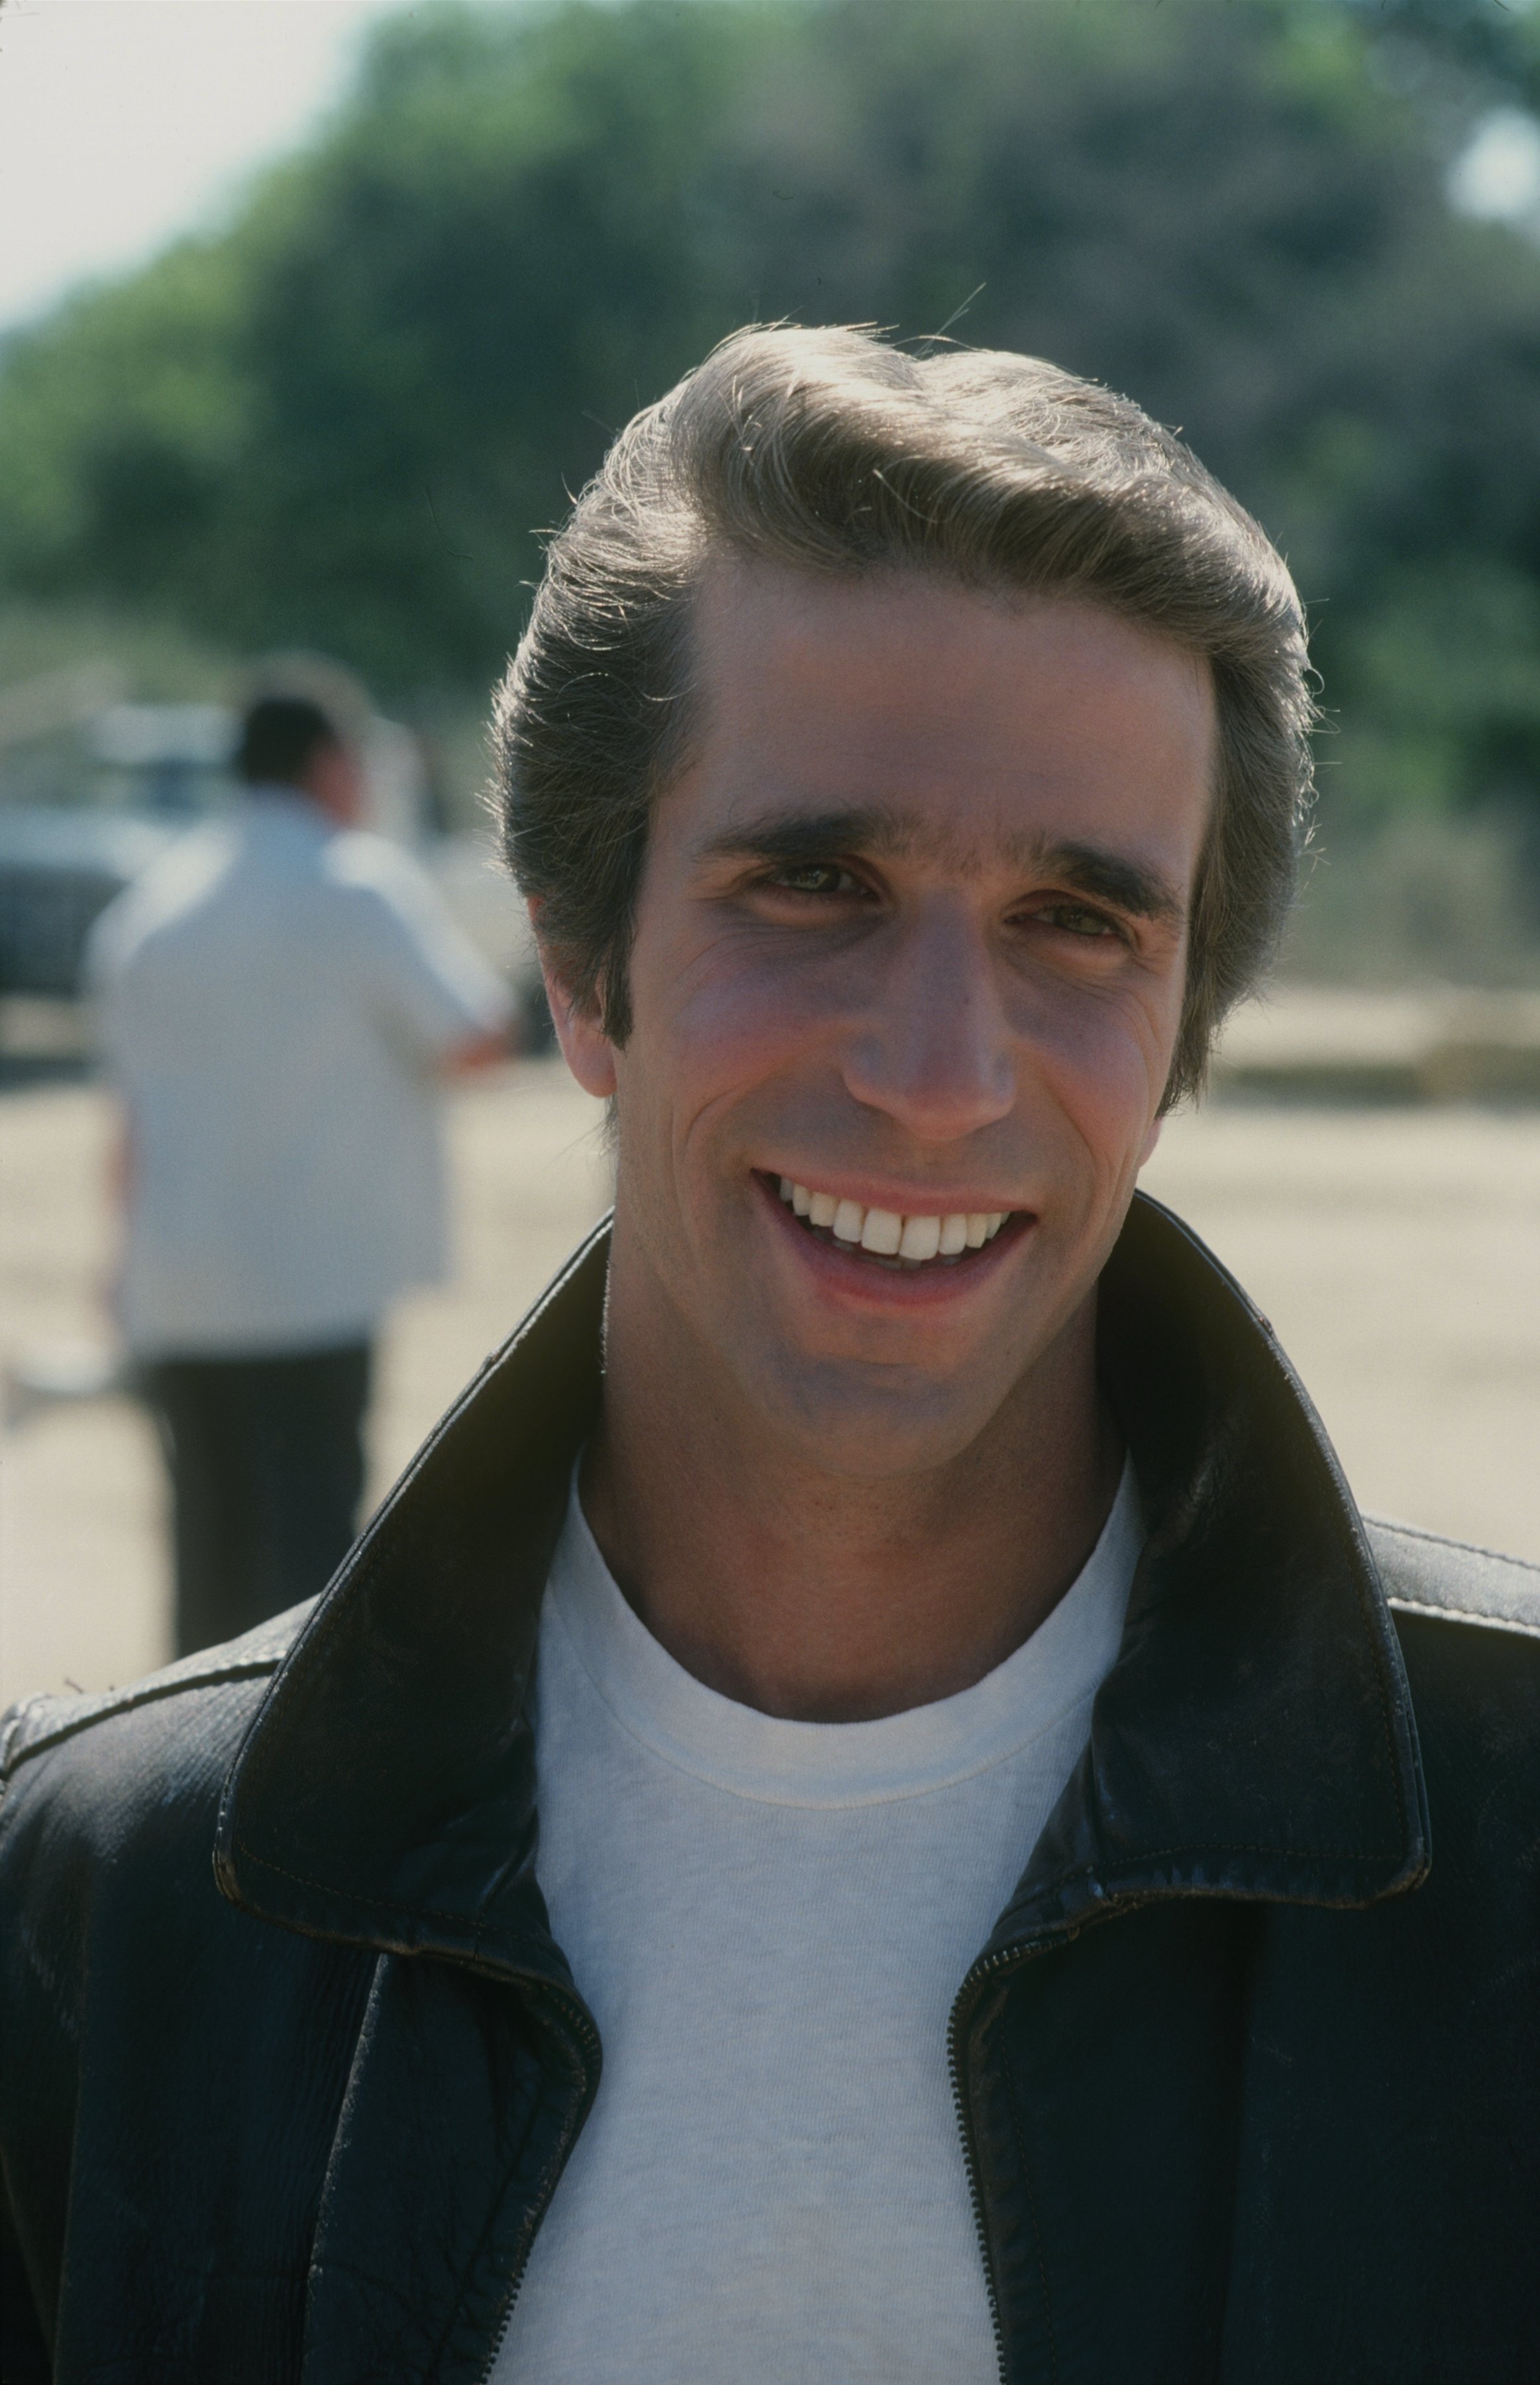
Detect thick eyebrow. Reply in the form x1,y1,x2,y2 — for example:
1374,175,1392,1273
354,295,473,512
696,808,1186,926
697,808,895,871
1045,839,1185,926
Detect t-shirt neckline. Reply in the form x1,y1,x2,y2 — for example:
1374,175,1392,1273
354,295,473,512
543,1460,1143,1809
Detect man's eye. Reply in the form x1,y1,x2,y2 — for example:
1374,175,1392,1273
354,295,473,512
1032,903,1118,939
768,863,863,897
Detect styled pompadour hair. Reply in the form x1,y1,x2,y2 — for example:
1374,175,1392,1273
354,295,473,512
493,324,1313,1105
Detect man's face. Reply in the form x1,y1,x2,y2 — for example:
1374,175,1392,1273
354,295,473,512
552,563,1215,1477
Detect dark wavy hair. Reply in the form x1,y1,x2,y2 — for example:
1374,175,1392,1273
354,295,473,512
493,324,1314,1106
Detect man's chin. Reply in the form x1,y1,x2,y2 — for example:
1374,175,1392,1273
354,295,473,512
747,1351,1022,1482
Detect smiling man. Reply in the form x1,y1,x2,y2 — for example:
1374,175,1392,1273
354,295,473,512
3,329,1539,2383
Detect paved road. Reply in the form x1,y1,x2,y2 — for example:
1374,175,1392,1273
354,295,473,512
2,1065,1536,1705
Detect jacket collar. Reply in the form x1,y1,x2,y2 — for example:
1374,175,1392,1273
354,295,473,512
216,1194,1427,1978
996,1194,1427,1950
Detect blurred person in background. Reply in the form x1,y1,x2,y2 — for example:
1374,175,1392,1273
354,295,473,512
86,688,512,1657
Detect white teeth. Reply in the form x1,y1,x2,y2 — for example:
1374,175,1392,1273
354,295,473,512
859,1206,903,1255
778,1179,1013,1265
832,1198,865,1244
898,1213,941,1262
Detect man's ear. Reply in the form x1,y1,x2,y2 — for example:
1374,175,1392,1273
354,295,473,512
529,904,618,1099
1137,1112,1164,1169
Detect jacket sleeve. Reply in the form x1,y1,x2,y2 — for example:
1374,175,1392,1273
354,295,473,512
1,2178,51,2382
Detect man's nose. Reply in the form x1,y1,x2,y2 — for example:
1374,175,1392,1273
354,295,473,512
839,900,1016,1143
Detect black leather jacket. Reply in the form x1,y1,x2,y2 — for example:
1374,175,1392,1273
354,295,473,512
3,1195,1538,2383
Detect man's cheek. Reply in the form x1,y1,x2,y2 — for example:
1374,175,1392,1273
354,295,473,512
1027,1002,1172,1158
668,967,829,1100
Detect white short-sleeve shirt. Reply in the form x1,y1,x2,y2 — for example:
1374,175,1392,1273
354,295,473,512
89,789,511,1357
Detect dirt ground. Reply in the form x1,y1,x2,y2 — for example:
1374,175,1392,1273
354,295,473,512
3,1062,1537,1707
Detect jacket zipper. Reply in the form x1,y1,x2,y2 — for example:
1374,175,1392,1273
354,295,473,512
475,1986,603,2385
947,1940,1043,2385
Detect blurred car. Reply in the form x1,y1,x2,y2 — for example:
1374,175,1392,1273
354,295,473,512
0,704,233,997
0,809,191,997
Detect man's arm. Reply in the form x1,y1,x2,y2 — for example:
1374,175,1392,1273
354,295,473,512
338,842,515,1069
441,1021,517,1076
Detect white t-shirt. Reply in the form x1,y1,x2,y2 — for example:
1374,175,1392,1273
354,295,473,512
88,790,509,1357
497,1463,1143,2384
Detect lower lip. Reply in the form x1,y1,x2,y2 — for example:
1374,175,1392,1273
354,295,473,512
755,1174,1033,1308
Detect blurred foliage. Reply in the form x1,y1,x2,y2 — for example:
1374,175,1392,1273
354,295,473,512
1283,807,1540,983
1,0,1539,863
1340,0,1540,113
0,600,234,705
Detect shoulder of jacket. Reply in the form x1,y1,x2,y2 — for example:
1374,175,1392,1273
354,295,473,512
1366,1514,1540,1644
0,1599,313,1783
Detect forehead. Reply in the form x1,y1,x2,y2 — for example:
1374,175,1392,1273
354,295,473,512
681,560,1216,871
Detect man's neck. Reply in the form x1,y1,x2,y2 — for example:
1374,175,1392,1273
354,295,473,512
580,1252,1122,1725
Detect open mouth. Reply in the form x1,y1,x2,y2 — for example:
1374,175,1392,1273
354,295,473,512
770,1176,1019,1272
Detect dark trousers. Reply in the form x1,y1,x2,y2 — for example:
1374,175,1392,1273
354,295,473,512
142,1342,372,1658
